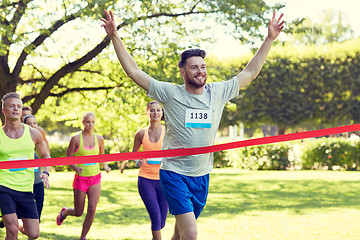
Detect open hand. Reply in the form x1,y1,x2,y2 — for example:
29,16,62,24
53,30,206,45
268,12,285,40
100,10,117,38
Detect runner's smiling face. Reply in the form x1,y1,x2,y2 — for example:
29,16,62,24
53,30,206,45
147,102,162,123
24,116,37,128
82,114,95,132
181,56,207,88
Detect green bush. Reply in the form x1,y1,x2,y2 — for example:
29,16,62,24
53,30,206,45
348,140,360,170
213,150,229,168
227,143,291,170
301,137,360,170
49,142,67,158
49,142,71,171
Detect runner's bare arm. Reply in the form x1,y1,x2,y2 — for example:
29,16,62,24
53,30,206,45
101,10,151,91
66,135,83,175
132,129,145,167
98,135,111,173
38,126,50,154
236,12,284,89
30,128,51,188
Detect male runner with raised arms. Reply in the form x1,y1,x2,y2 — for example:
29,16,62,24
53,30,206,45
101,11,284,240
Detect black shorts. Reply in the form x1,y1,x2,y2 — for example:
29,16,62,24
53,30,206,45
0,185,39,219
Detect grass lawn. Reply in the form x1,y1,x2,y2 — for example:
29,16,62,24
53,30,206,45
2,169,360,240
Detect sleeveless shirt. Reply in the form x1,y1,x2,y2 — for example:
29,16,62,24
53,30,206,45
138,125,165,180
0,124,35,192
74,133,100,177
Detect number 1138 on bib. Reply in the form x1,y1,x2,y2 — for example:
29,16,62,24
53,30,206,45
185,109,212,128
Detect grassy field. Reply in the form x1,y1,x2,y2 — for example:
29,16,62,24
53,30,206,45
2,169,360,240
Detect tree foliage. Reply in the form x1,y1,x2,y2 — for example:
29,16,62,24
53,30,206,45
0,0,282,123
34,58,150,152
286,9,353,45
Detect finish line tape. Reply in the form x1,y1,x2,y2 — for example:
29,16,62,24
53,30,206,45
1,124,360,170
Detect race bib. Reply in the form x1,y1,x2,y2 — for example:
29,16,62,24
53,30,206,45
185,109,212,128
84,163,97,166
8,156,28,172
147,157,162,164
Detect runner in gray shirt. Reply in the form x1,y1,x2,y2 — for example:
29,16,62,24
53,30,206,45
101,10,284,240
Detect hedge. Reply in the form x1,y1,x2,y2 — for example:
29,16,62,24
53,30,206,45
223,136,360,170
300,137,360,170
226,142,291,170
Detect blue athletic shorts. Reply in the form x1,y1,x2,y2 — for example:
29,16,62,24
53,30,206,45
159,169,209,219
0,185,39,219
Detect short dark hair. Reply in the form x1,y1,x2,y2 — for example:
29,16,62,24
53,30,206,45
1,92,21,109
178,49,206,69
24,114,36,124
22,105,32,112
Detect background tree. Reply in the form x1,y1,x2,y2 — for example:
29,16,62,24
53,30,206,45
0,0,283,123
37,58,150,152
287,9,353,45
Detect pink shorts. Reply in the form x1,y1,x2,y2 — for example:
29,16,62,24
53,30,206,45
73,173,101,193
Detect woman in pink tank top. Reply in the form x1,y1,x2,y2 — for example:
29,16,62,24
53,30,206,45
133,101,168,240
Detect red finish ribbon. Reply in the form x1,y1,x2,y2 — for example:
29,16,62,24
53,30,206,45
1,124,359,170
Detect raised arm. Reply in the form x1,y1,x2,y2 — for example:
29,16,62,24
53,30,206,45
237,12,284,88
101,10,151,91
